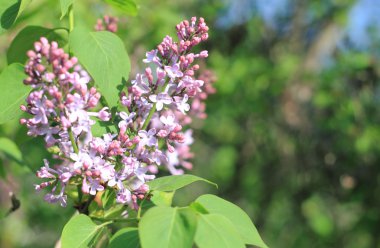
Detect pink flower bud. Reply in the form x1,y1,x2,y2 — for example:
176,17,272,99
132,136,140,144
167,143,175,153
200,50,208,58
66,94,74,104
34,42,42,52
27,50,36,58
126,141,133,147
20,105,27,112
20,118,27,125
45,99,54,109
173,125,182,132
157,129,168,138
98,107,111,121
60,116,71,129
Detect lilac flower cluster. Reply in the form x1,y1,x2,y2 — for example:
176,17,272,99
121,17,213,175
22,17,215,211
95,16,118,33
21,38,105,147
21,38,149,208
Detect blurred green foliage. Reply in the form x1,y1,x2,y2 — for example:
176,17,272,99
1,0,380,247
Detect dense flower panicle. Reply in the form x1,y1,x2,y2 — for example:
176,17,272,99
95,16,118,33
23,37,150,209
23,17,215,211
122,16,215,174
21,37,100,147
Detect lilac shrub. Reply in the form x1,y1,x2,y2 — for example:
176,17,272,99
0,2,267,245
21,17,215,212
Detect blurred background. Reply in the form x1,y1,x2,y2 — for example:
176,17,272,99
1,0,380,247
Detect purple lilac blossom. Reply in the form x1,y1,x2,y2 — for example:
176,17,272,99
23,17,216,214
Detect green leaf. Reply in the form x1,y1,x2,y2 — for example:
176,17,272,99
150,191,174,207
0,0,31,33
0,138,23,164
61,214,110,248
7,26,68,64
101,188,116,209
0,63,30,124
0,159,6,179
103,204,125,219
60,0,74,19
190,202,209,214
195,194,268,248
139,206,197,248
69,27,131,107
147,174,217,192
104,0,137,16
109,227,140,248
92,120,117,137
194,214,245,248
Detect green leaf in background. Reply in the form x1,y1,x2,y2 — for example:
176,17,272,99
105,0,137,16
194,214,245,248
139,206,197,248
91,121,117,137
0,138,23,165
69,27,131,107
7,26,68,64
108,228,140,248
0,63,29,124
60,0,75,19
0,0,31,34
147,174,217,192
61,214,109,248
195,194,268,248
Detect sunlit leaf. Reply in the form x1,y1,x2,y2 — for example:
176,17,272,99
195,194,268,248
139,206,197,248
91,121,117,137
147,174,217,192
150,191,174,207
61,214,110,248
69,27,130,107
194,214,245,248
